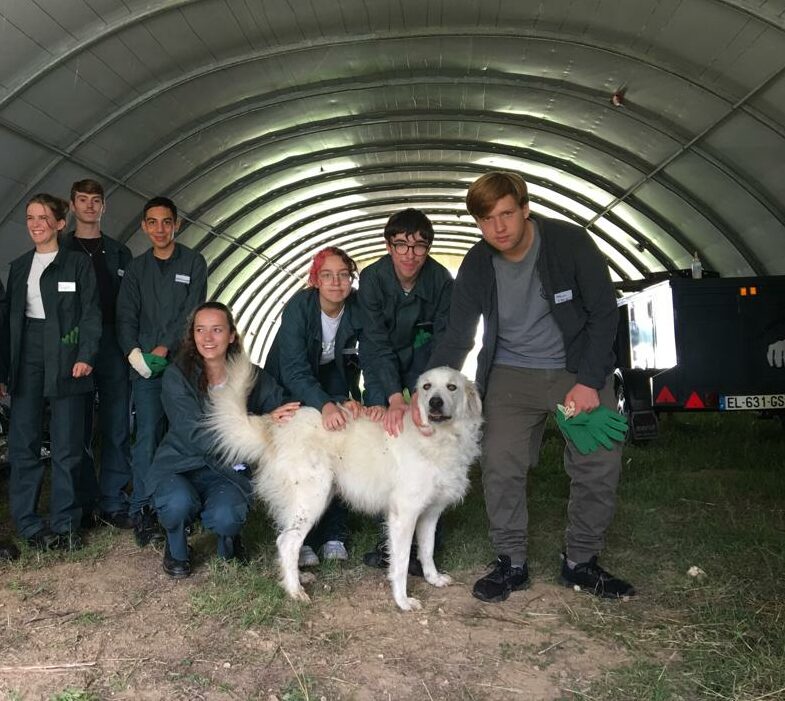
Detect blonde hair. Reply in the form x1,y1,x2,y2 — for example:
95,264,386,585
466,172,529,218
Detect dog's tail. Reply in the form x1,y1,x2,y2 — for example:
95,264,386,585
204,353,274,467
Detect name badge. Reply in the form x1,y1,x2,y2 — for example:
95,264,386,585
117,268,125,277
58,281,76,292
554,289,573,304
175,274,191,284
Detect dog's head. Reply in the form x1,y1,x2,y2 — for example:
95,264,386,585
415,366,482,427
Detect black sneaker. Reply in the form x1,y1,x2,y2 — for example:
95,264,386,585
362,540,424,577
162,541,191,579
559,553,636,598
80,510,99,530
0,541,20,561
472,555,530,603
50,531,84,552
27,528,83,552
98,511,135,530
26,527,58,551
218,535,248,564
133,506,164,547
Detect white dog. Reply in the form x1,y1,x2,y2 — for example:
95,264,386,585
206,355,482,611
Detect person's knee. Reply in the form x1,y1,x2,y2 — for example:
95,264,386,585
203,502,248,536
155,488,199,527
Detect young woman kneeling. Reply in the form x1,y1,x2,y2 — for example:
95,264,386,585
148,302,299,578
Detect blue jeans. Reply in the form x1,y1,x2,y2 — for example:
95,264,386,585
153,467,251,561
129,375,166,514
78,326,132,515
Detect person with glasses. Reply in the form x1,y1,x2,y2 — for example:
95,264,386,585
265,247,375,567
357,208,453,573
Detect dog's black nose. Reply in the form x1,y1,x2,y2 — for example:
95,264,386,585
429,396,444,410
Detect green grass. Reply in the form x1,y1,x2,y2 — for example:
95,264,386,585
189,555,305,629
556,412,785,700
72,611,104,626
49,690,99,701
3,412,782,699
196,412,785,699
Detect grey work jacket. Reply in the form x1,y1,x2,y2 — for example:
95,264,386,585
62,230,133,301
428,214,618,397
264,287,363,409
145,362,285,498
116,243,207,376
358,254,453,405
2,246,101,397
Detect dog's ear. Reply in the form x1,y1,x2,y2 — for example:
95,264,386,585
416,387,431,429
463,377,482,417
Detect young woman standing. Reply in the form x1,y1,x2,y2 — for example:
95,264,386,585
0,193,101,550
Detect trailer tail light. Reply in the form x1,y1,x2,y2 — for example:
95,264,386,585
740,286,758,296
655,386,677,404
684,392,705,409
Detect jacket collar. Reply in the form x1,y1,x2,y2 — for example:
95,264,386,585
379,254,434,300
143,241,182,263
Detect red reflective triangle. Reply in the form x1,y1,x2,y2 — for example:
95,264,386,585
655,386,677,404
684,392,704,409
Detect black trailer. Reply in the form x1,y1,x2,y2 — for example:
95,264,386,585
614,276,785,440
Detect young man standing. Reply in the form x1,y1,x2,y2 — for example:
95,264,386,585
116,197,207,546
426,171,634,602
65,179,134,528
358,208,453,570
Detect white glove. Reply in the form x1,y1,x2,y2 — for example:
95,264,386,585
767,340,785,368
128,347,152,379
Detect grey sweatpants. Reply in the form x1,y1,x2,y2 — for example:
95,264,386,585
481,365,622,565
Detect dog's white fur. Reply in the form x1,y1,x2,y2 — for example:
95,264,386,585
206,354,482,611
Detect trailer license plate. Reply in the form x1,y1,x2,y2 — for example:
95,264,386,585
720,394,785,410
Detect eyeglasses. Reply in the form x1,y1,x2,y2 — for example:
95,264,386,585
318,271,353,283
391,241,430,256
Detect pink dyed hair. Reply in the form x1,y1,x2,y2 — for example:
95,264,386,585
307,246,358,287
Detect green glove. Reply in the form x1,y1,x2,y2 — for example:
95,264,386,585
555,405,628,454
413,328,433,349
60,326,79,346
142,353,169,378
581,406,628,448
554,407,602,455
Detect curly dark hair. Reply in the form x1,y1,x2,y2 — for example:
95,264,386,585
175,301,243,394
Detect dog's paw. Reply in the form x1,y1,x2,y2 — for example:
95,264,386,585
426,573,452,588
396,596,422,611
291,587,312,603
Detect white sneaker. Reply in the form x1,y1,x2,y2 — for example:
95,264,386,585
321,540,349,561
298,545,320,568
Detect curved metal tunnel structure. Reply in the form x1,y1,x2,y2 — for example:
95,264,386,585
2,0,784,362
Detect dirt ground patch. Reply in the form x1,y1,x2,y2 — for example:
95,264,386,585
0,532,630,700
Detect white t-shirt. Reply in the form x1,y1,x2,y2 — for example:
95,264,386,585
320,307,344,364
25,251,58,319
